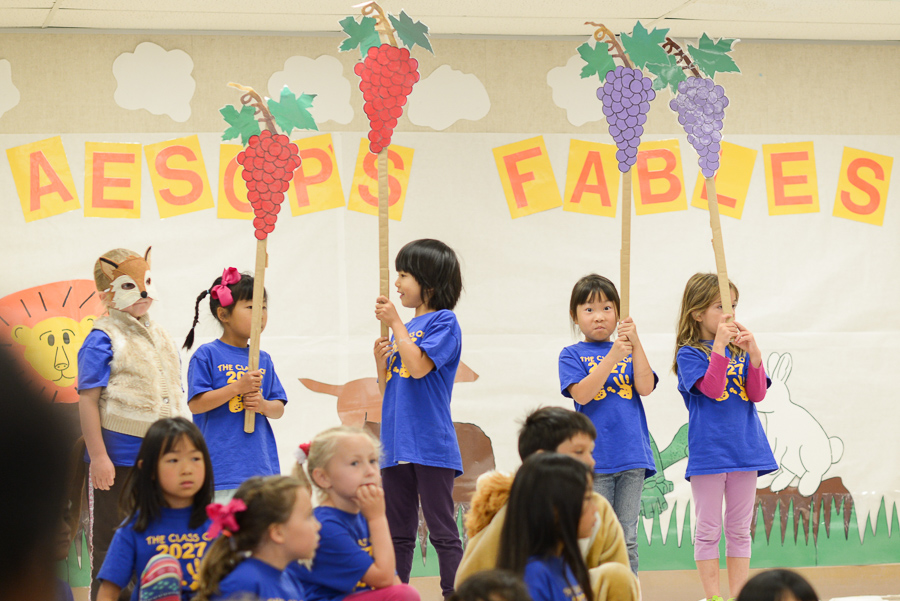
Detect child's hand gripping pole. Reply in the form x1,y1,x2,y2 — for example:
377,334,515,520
704,176,734,317
245,240,267,433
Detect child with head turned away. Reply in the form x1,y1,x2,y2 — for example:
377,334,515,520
455,407,638,601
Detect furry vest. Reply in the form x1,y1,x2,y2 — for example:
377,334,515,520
92,308,183,437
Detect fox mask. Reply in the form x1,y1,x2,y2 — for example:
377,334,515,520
98,247,159,310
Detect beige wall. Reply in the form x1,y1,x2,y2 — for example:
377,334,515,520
1,32,898,135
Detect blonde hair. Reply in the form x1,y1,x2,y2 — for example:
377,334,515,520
672,272,742,374
93,248,139,291
194,476,304,601
293,426,382,502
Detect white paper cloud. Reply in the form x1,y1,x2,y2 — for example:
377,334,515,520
269,55,353,125
112,42,195,123
547,55,605,127
407,65,490,130
0,60,20,120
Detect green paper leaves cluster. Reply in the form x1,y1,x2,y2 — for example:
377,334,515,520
339,10,433,57
268,87,318,135
220,104,260,145
220,86,317,145
576,22,740,93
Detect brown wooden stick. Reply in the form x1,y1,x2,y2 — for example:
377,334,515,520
244,238,267,433
620,173,632,318
704,176,733,316
378,149,390,342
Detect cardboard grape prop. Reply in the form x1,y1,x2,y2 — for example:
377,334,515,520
220,83,317,432
652,34,740,314
578,22,662,317
340,1,431,344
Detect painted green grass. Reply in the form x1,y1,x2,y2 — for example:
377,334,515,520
639,497,900,570
58,530,91,587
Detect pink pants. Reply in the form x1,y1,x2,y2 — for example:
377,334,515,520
346,584,421,601
690,471,758,561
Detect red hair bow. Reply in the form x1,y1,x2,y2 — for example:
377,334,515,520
206,498,247,538
210,267,241,307
294,442,312,465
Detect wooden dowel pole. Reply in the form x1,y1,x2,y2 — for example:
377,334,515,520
244,238,267,433
705,176,733,316
619,173,632,319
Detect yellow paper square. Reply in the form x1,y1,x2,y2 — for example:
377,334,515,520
288,134,345,217
347,139,414,221
833,147,893,226
690,141,758,220
144,135,215,219
6,136,80,222
493,136,562,219
563,139,619,218
632,139,687,215
84,142,141,219
763,142,819,215
217,144,252,220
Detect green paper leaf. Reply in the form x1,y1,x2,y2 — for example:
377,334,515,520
620,21,670,70
339,15,381,57
687,33,740,77
389,11,433,54
267,87,318,135
645,55,687,94
220,104,261,145
577,41,615,82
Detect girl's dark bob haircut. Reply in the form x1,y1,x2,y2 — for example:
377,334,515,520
395,239,463,311
568,274,620,321
497,453,593,600
736,569,819,601
119,417,214,532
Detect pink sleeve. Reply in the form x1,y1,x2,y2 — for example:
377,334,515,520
695,352,728,400
745,360,768,403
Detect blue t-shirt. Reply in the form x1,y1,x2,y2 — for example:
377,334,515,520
676,344,778,479
288,507,374,601
77,329,142,466
97,506,212,601
559,341,657,477
522,556,587,601
215,557,305,601
187,340,287,490
56,578,75,601
380,310,463,475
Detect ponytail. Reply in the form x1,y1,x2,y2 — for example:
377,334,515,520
194,476,301,601
183,289,210,350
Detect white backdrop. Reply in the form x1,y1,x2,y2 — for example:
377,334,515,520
2,130,898,540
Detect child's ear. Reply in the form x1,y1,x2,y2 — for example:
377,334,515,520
310,467,330,490
216,306,229,322
268,522,286,545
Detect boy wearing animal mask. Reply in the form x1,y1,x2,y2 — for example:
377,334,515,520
77,247,184,601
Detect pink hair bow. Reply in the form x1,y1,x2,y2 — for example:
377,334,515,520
210,267,241,307
206,498,247,538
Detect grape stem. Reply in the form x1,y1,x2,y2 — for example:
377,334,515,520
585,22,633,69
359,1,398,47
228,82,278,134
662,38,702,78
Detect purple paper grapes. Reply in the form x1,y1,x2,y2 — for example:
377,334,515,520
670,77,729,178
598,65,655,173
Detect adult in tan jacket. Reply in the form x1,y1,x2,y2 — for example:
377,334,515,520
454,408,638,601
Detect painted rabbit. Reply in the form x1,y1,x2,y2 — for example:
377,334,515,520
756,352,843,496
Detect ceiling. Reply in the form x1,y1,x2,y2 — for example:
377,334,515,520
1,0,899,41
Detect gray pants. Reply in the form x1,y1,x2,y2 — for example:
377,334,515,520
593,468,645,575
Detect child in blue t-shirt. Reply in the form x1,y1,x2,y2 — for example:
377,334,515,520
184,268,288,502
96,418,214,601
288,427,420,601
558,274,656,575
673,273,777,601
194,475,320,601
373,239,465,596
497,453,594,601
